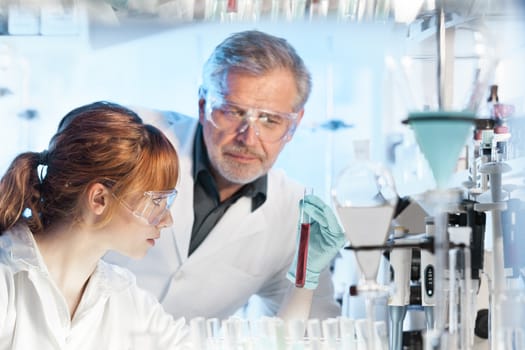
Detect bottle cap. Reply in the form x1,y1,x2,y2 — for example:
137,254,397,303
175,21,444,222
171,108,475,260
494,125,509,134
474,118,495,130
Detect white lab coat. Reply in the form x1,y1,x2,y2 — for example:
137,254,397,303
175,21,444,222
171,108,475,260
105,110,341,320
0,224,189,350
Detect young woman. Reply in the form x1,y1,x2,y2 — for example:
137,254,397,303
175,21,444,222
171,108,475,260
0,101,189,349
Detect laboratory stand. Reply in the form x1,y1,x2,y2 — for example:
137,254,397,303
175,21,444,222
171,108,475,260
331,81,524,350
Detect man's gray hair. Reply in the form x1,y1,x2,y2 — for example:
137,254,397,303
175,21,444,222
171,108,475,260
201,30,312,111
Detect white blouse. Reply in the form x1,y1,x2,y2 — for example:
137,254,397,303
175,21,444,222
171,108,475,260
0,224,189,350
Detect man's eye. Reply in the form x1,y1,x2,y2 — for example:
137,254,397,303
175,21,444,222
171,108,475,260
259,113,283,125
222,107,244,118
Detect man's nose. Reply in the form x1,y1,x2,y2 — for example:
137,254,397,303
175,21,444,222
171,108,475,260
235,117,260,145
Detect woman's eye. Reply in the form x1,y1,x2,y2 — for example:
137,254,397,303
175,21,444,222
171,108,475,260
151,198,163,206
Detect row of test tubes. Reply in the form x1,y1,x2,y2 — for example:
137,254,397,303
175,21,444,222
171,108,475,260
201,0,391,22
188,316,388,350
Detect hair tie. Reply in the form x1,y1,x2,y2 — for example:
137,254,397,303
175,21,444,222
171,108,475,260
38,150,49,166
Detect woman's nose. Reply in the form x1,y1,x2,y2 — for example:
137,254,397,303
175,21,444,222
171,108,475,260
157,211,174,229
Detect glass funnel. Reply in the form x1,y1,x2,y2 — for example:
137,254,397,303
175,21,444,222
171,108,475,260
403,111,476,189
332,161,397,286
402,112,474,350
332,161,397,350
386,8,499,190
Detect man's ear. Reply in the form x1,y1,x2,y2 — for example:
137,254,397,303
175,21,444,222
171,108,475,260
86,183,109,216
198,98,206,125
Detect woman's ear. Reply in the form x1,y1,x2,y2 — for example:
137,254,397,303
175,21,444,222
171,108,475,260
86,183,109,216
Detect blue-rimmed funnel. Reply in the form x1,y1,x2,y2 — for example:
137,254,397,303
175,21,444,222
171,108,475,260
402,111,475,189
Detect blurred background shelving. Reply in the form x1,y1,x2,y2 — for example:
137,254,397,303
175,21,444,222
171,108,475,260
0,0,524,201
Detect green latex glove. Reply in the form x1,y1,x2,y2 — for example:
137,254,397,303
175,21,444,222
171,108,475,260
287,194,346,289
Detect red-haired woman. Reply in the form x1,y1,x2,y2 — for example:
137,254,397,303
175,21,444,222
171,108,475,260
0,101,188,349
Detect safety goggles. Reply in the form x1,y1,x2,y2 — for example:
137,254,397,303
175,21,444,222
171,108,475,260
206,95,299,143
112,189,178,226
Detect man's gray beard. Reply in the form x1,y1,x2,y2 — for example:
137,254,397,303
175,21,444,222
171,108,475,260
214,160,265,185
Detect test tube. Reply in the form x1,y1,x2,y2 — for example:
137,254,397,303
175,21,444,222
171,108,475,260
206,318,220,350
354,319,369,350
223,317,247,349
339,317,357,350
190,317,206,350
374,321,389,350
307,318,322,350
322,318,339,350
226,0,237,12
295,188,314,288
261,317,286,350
286,319,306,348
495,289,525,350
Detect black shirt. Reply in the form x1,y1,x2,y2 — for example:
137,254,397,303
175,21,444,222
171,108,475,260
188,125,267,256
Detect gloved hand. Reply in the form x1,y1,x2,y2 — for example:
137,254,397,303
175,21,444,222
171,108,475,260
287,194,346,290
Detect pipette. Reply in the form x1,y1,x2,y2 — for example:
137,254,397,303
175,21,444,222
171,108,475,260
388,229,412,350
295,188,313,288
448,226,474,350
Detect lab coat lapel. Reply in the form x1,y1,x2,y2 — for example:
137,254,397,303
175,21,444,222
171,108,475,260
168,158,193,264
164,118,197,264
188,196,268,262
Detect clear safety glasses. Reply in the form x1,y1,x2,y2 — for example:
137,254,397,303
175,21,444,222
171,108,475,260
112,189,178,226
206,96,299,143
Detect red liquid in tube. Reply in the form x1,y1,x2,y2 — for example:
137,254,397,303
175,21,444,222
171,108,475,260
227,0,237,12
295,222,311,288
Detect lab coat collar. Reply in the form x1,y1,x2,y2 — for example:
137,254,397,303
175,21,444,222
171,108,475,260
185,196,268,263
0,224,133,294
0,223,47,274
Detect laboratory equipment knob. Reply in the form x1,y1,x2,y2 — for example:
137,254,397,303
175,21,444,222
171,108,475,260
349,285,358,296
487,84,499,103
474,309,489,339
402,330,423,350
410,250,420,281
409,285,421,305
